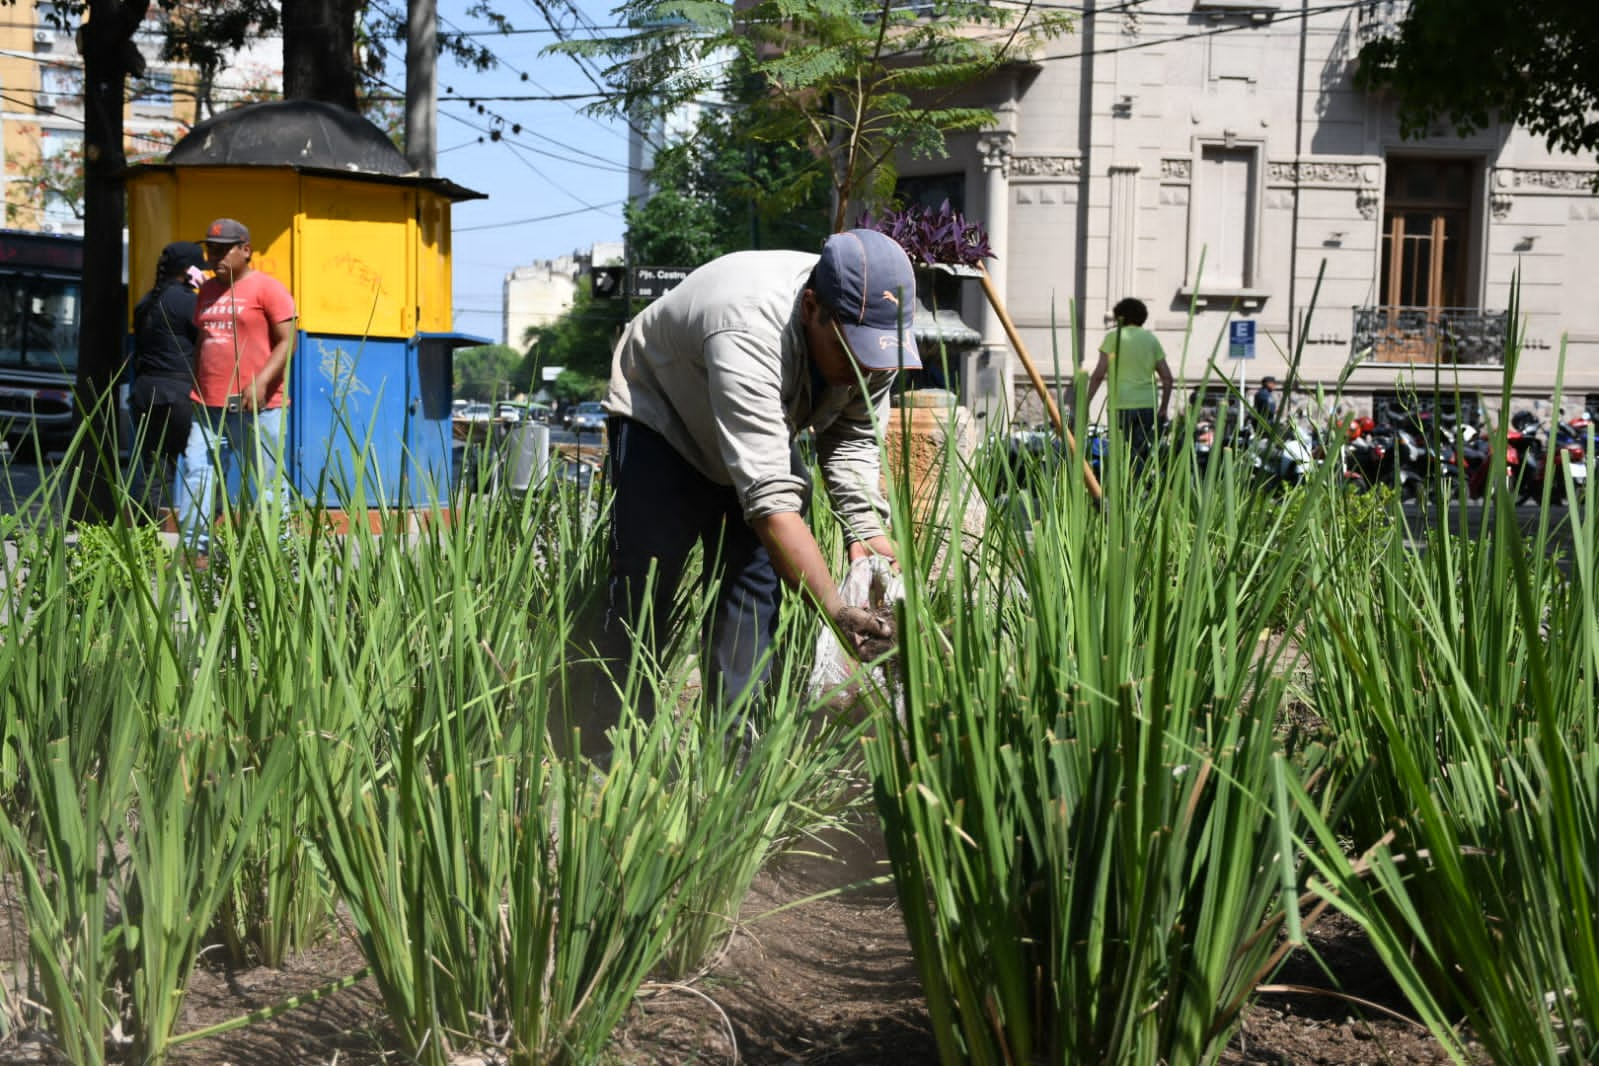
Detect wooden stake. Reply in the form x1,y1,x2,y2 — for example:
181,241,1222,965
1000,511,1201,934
977,262,1103,501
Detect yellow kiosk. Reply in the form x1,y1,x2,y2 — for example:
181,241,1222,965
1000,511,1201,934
126,100,486,508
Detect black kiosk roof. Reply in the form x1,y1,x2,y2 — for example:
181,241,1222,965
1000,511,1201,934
156,100,483,201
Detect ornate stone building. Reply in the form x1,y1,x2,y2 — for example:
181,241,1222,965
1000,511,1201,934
896,0,1599,424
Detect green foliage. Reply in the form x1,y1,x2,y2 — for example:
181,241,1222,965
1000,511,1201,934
521,286,626,397
67,520,163,593
0,433,864,1064
1262,479,1398,630
625,144,730,267
6,142,86,226
12,278,1599,1065
548,368,604,404
1291,304,1599,1064
559,0,1074,227
454,343,525,402
867,421,1327,1065
1355,0,1599,159
627,62,833,262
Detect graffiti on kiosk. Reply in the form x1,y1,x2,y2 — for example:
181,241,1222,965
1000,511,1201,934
317,340,372,402
327,253,387,295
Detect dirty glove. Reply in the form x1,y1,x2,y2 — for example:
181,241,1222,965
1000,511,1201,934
832,603,896,662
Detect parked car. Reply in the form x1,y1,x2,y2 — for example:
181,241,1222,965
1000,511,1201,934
496,402,525,423
566,401,606,433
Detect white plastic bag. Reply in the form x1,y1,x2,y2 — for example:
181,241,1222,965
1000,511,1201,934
806,555,905,721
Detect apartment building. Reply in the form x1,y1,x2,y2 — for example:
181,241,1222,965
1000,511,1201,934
503,241,626,349
504,256,583,351
0,2,277,237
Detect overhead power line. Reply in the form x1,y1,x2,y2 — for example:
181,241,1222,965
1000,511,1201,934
454,201,625,232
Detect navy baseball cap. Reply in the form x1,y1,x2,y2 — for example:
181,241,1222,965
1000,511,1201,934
814,228,920,371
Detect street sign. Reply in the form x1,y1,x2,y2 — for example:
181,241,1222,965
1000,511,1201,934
631,266,692,301
1228,319,1257,359
541,365,563,382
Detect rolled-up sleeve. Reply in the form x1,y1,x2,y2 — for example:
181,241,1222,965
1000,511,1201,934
814,377,892,543
704,331,810,521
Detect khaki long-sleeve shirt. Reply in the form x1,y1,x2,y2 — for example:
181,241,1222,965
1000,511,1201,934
603,250,895,543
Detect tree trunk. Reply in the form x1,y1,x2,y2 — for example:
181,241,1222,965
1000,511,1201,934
70,0,149,523
282,0,358,109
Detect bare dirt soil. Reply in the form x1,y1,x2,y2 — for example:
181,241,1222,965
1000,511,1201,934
0,811,1460,1066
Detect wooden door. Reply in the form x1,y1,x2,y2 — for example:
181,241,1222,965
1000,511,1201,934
1377,159,1474,362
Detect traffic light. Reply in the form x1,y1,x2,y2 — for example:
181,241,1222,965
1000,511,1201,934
591,265,625,300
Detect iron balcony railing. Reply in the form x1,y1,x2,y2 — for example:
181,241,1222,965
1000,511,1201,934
1355,0,1408,48
1351,306,1509,366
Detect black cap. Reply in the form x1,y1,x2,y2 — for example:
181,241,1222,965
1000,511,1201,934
159,241,205,277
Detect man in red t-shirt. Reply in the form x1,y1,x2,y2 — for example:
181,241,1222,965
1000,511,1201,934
175,218,298,562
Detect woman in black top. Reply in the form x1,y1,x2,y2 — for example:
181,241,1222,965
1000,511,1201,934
131,241,204,518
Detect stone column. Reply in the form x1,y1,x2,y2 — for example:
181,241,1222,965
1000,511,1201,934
977,130,1014,424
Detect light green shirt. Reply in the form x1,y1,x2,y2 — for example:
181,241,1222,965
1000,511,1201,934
1098,325,1166,410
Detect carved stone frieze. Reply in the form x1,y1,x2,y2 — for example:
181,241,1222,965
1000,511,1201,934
1160,157,1191,182
1266,160,1379,187
1491,167,1599,195
1009,155,1082,181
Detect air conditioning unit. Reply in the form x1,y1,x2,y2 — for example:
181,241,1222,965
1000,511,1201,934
38,223,54,234
35,94,54,111
33,29,50,43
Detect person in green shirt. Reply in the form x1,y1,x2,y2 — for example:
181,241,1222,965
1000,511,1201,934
1082,297,1175,463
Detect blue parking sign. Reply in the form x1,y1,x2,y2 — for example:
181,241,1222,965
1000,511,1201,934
1228,320,1256,359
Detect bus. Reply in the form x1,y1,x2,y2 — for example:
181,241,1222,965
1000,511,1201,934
0,230,83,456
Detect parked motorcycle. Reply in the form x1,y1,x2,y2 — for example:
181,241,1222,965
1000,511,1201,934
1341,416,1399,493
1511,412,1591,504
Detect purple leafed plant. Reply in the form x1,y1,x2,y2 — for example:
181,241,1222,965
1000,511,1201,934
860,200,993,268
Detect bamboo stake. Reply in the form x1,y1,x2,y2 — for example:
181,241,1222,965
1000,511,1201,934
977,262,1103,501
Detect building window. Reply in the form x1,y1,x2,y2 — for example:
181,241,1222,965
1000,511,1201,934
132,72,173,107
894,173,966,216
1353,156,1488,364
1192,143,1259,290
1380,156,1477,311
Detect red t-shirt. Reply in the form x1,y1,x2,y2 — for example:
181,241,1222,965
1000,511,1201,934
192,270,297,408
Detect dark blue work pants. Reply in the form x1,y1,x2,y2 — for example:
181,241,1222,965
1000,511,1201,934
602,417,798,720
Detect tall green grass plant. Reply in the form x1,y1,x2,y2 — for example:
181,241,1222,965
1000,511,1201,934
1297,332,1599,1063
866,418,1334,1064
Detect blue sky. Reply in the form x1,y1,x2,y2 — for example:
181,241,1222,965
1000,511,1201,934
434,0,633,344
